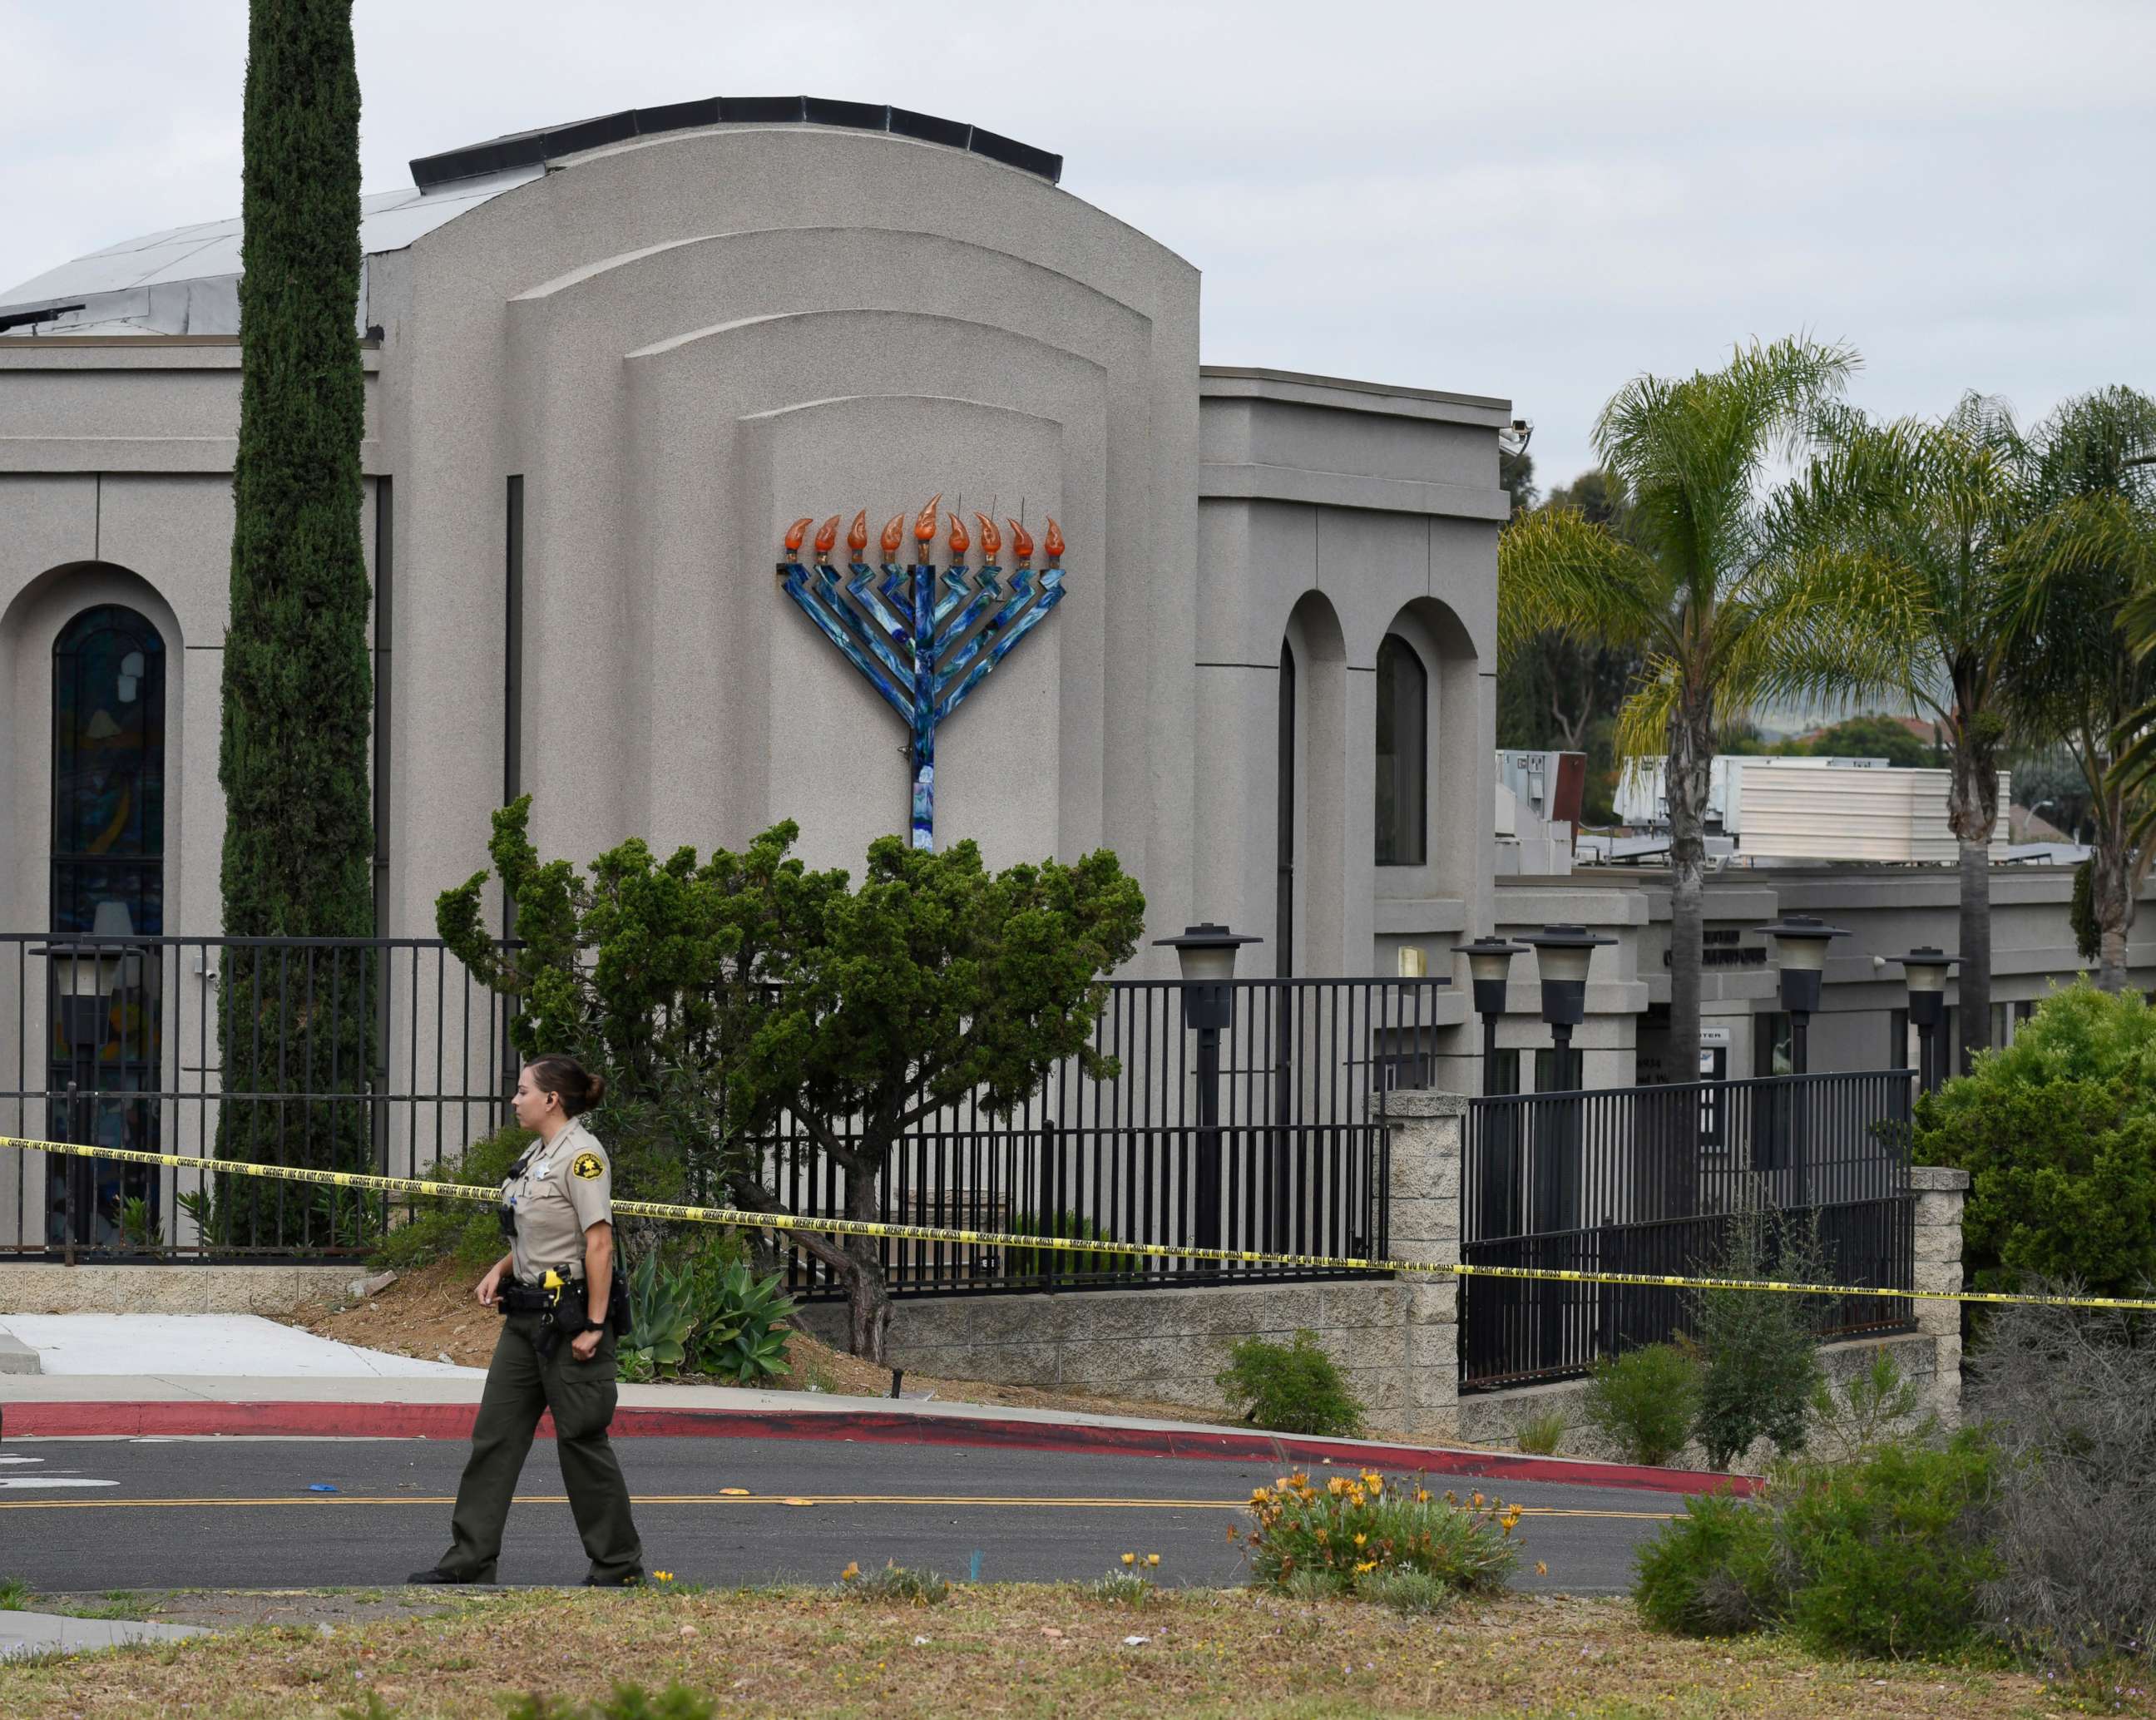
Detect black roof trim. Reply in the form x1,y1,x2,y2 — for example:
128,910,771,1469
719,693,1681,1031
410,97,1063,190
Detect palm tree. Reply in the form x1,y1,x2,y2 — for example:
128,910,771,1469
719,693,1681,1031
1500,337,1888,1086
2015,387,2156,986
1769,396,2035,1071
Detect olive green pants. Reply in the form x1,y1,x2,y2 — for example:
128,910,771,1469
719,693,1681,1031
436,1313,644,1584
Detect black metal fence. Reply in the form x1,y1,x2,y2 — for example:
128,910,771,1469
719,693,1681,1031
0,934,1437,1289
766,977,1439,1299
0,934,516,1258
1460,1071,1914,1391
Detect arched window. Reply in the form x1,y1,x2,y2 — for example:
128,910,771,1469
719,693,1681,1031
48,605,166,1248
52,605,166,936
1374,634,1427,866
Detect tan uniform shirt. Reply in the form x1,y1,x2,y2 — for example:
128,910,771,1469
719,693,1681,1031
502,1120,612,1283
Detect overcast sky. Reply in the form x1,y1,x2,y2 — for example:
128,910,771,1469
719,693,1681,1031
3,0,2151,487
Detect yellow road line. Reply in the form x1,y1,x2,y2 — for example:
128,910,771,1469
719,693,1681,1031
0,1492,1669,1519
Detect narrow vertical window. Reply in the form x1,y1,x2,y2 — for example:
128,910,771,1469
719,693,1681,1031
49,604,166,1246
1374,634,1427,865
1275,640,1297,978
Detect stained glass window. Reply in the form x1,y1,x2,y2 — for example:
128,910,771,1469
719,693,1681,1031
48,605,166,1249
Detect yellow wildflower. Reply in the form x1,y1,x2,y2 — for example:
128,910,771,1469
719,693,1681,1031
840,1563,859,1582
1353,1559,1377,1574
1120,1553,1135,1567
653,1572,675,1584
1415,1489,1432,1504
1471,1492,1485,1509
1146,1554,1160,1568
1352,1533,1367,1548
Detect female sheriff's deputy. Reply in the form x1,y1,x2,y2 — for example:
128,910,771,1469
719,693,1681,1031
408,1054,645,1586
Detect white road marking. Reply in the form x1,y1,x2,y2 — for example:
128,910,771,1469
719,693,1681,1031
0,1478,118,1490
0,1456,47,1465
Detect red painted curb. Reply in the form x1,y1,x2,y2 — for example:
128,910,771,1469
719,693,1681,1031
0,1399,1753,1497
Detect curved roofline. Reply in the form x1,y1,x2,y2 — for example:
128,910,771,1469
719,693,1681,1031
412,96,1061,190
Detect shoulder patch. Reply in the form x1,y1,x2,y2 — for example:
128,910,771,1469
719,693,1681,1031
571,1151,605,1181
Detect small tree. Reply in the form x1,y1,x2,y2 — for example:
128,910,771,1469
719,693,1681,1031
1913,981,2156,1298
1688,1195,1827,1471
438,800,1146,1362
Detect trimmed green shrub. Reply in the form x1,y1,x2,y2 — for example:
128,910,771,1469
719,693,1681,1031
1632,1490,1783,1637
1776,1432,2000,1658
1689,1203,1828,1470
1582,1343,1699,1467
1241,1468,1520,1599
1215,1331,1365,1437
1634,1432,2000,1661
368,1125,534,1274
1914,981,2156,1297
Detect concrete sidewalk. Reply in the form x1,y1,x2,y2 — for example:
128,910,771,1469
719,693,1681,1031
0,1314,481,1380
0,1609,209,1660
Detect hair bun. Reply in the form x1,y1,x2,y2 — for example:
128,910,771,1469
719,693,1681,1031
527,1054,606,1118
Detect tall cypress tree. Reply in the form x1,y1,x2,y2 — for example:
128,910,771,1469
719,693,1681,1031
215,0,375,1248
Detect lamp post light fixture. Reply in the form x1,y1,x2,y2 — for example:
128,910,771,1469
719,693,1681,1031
1454,937,1526,1097
1514,925,1616,1090
1154,924,1263,1254
1887,946,1959,1096
1755,915,1850,1076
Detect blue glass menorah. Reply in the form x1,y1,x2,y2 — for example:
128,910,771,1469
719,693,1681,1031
776,500,1066,851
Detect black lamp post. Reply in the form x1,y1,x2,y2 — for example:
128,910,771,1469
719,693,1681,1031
1155,924,1262,1254
1454,937,1525,1097
1513,924,1614,1368
1756,914,1850,1076
1888,947,1958,1096
1756,914,1849,1204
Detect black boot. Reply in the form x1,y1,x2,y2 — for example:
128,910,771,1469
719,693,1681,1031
407,1567,481,1584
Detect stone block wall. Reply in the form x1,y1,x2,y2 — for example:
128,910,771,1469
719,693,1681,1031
0,1263,353,1316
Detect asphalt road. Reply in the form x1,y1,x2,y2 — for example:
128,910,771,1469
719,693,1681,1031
0,1436,1680,1595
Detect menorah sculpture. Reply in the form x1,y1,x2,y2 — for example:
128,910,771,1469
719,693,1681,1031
777,495,1066,851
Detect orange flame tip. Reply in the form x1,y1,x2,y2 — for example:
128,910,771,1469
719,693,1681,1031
973,512,1001,560
847,509,870,556
947,512,970,558
1006,519,1035,564
1043,518,1064,564
913,492,944,546
813,515,841,559
880,513,906,560
783,516,813,555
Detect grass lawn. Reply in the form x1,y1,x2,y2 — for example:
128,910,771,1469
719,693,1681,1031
1,1584,2139,1720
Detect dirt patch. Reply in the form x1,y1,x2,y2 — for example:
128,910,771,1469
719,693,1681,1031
278,1259,1246,1429
0,1585,2112,1720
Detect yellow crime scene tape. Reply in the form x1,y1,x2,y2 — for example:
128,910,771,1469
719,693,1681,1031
7,1132,2154,1312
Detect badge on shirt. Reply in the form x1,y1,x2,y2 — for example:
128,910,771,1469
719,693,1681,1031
572,1151,605,1180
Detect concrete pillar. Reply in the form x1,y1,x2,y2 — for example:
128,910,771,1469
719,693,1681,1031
1911,1164,1969,1423
1381,1087,1465,1441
